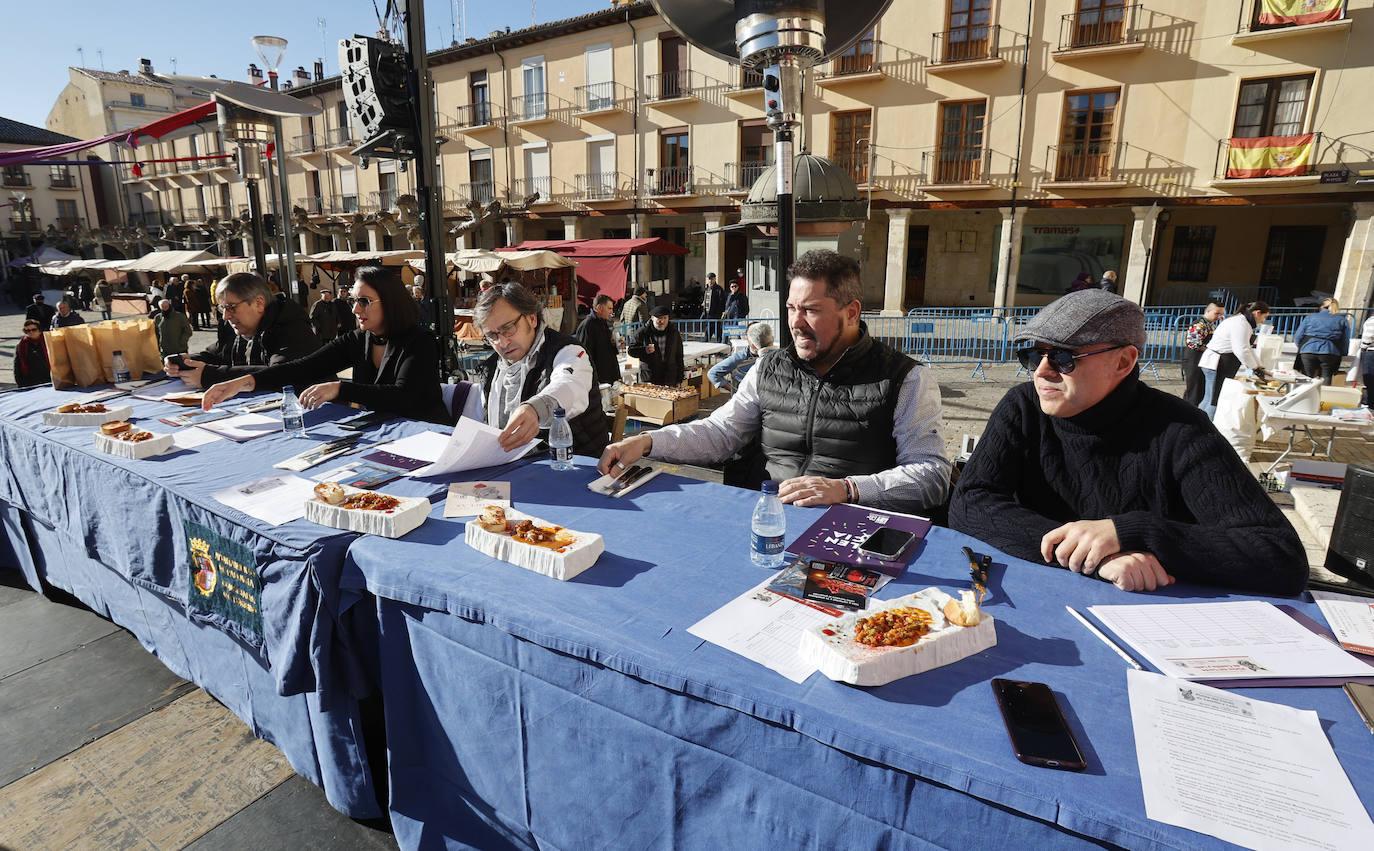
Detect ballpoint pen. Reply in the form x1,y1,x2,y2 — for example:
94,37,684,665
610,465,650,494
1065,606,1144,670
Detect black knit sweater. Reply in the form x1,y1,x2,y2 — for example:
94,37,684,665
948,372,1307,595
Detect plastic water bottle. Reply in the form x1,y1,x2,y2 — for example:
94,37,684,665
281,385,307,438
549,407,574,470
751,480,786,568
111,349,130,384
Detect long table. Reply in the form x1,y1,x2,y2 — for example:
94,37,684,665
340,458,1374,850
0,383,449,819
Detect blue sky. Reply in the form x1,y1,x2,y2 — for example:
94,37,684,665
3,0,610,130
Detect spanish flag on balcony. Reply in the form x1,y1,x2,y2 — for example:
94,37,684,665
1226,134,1314,178
1258,0,1344,26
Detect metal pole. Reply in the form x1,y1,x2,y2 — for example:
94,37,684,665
245,177,270,281
775,127,793,348
403,0,458,377
266,70,301,307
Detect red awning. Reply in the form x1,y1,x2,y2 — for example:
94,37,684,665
0,101,217,169
499,238,688,301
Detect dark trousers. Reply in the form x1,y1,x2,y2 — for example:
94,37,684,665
1181,347,1206,406
1298,352,1341,386
1206,352,1243,411
1362,350,1374,407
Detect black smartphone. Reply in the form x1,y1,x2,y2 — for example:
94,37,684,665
857,527,915,559
991,679,1087,771
336,411,391,432
166,354,186,369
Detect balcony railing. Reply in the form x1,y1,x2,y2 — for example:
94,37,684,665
440,101,502,132
370,188,399,212
648,165,694,196
1240,0,1346,34
733,67,765,91
292,133,318,154
179,206,205,222
324,126,355,149
1058,4,1142,50
457,181,498,205
296,195,325,215
106,100,175,113
1216,132,1321,180
725,160,771,192
509,176,553,202
126,211,165,228
818,38,884,79
205,205,232,221
645,70,718,102
921,146,992,185
511,93,549,122
932,25,1001,64
332,193,359,214
55,216,83,230
574,81,632,113
831,151,870,185
9,216,41,232
49,174,77,189
575,172,622,200
2,171,32,188
1046,142,1123,182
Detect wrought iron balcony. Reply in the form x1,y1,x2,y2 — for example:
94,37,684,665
575,172,622,200
922,146,992,185
2,170,32,188
439,102,502,133
1057,4,1142,50
332,193,360,214
931,24,1001,65
574,81,632,114
725,160,771,192
324,126,355,149
645,70,719,102
1046,142,1123,183
49,174,77,189
456,181,498,205
816,38,885,81
291,133,319,155
830,151,870,185
647,165,694,196
1215,132,1321,180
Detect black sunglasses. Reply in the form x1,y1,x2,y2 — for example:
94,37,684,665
1016,344,1125,374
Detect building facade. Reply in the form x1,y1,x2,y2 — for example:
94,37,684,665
0,117,101,265
64,1,1374,311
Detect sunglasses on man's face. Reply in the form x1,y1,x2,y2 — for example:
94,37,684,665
1016,344,1124,374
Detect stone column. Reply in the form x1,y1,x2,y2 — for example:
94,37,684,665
881,208,911,316
1121,205,1161,305
366,226,381,252
504,217,523,248
298,232,310,254
993,206,1026,310
562,215,580,240
1334,201,1374,311
704,213,725,284
455,231,470,251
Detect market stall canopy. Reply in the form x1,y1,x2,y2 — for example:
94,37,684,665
110,249,215,273
502,238,687,301
21,245,81,270
222,254,302,274
307,249,424,267
412,248,578,275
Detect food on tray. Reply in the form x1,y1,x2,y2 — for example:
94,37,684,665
475,506,576,551
477,504,507,531
942,590,983,627
57,402,108,414
111,429,155,442
100,420,133,436
341,491,401,511
853,607,934,648
624,382,697,401
313,482,347,506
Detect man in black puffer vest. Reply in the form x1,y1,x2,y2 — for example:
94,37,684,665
476,283,609,458
598,250,950,513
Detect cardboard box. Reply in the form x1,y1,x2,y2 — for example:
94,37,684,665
623,391,699,425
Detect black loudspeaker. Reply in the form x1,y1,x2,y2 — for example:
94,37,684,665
338,36,412,141
1326,463,1374,584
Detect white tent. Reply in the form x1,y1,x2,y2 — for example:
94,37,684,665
112,250,216,273
23,245,82,271
307,249,424,266
406,248,578,275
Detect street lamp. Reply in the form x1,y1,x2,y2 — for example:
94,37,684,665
251,35,301,305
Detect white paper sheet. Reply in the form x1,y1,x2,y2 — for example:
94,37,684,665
688,578,833,683
211,473,318,525
171,427,224,451
195,412,285,442
1128,669,1374,850
410,417,539,478
443,481,511,518
1311,591,1374,657
1089,601,1374,681
370,430,451,465
130,379,186,400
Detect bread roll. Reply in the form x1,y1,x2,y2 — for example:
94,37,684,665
313,482,346,505
943,590,982,627
100,420,132,436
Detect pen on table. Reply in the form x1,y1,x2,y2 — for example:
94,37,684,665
1065,606,1143,670
610,465,650,493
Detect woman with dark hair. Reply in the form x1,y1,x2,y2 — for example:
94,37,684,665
13,320,51,387
201,266,449,424
1198,300,1271,419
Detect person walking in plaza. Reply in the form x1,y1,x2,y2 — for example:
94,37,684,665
948,289,1304,595
575,294,622,387
52,301,85,329
1181,301,1224,406
600,249,951,513
26,294,56,330
620,287,649,326
701,273,725,320
13,320,51,387
1098,270,1118,293
200,266,449,424
93,279,113,321
310,290,341,343
723,280,750,319
187,277,211,329
154,298,193,358
629,305,685,387
1293,298,1351,386
165,275,185,314
1360,313,1374,407
1198,301,1270,419
1069,271,1094,292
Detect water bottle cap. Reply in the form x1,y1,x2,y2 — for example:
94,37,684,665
283,385,294,393
761,480,779,494
112,349,122,356
553,407,566,417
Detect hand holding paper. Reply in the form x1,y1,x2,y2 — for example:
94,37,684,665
412,417,540,477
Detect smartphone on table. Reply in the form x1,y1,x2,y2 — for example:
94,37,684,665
857,527,916,560
991,678,1087,771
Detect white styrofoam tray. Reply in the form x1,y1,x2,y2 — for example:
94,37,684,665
798,587,997,687
465,509,604,581
92,429,175,459
44,405,133,426
305,485,430,538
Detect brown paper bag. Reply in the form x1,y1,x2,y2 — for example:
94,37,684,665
45,331,75,390
90,321,120,383
47,324,106,387
115,318,161,379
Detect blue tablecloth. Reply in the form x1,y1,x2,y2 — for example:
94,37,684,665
0,382,452,819
341,458,1374,850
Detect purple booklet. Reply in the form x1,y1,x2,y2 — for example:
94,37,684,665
785,504,932,577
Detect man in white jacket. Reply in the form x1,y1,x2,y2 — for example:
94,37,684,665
1199,301,1271,419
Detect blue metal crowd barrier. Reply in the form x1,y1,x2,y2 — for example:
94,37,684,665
1151,285,1278,312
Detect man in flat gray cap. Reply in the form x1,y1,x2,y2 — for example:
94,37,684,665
948,289,1305,595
